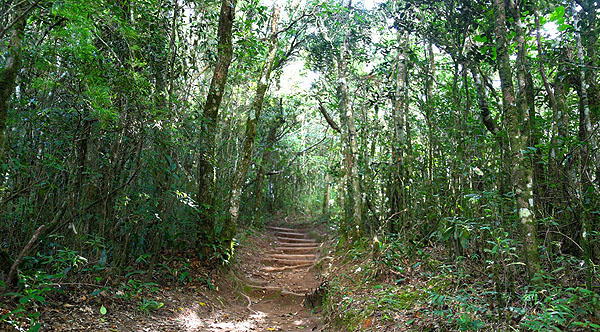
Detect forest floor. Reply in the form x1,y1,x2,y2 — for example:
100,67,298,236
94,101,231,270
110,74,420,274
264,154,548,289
1,217,327,331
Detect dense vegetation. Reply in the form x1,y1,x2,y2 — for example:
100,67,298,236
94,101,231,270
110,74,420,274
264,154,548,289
1,0,599,330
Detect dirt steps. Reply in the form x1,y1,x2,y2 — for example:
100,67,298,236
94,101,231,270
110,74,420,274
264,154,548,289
262,225,320,269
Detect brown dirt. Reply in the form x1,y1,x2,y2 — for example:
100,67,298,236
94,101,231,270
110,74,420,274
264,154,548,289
1,221,325,331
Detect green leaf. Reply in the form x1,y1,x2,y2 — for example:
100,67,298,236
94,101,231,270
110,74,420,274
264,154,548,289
473,35,487,43
549,6,565,21
100,305,107,315
31,295,45,302
557,24,572,32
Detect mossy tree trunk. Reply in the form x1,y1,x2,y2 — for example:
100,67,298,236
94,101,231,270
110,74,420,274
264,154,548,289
197,0,237,246
494,0,541,281
0,2,28,175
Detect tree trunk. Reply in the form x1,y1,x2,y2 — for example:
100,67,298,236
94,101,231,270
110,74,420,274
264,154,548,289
573,0,597,289
223,5,280,251
322,172,330,217
337,27,362,239
495,0,541,280
0,2,28,172
390,31,408,234
197,0,237,245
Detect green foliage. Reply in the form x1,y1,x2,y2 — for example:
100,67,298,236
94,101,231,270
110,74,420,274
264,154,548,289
0,269,56,331
136,298,164,314
520,285,600,331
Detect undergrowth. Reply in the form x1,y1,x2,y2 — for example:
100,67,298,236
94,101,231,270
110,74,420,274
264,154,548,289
0,232,225,331
322,234,600,331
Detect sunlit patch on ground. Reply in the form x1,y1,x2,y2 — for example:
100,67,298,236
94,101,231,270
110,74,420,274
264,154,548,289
176,307,272,332
176,304,204,330
208,310,267,331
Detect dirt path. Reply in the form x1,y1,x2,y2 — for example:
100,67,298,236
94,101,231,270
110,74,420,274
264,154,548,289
197,224,324,332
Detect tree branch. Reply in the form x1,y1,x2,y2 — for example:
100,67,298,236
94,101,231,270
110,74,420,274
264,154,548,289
0,0,41,39
265,134,329,176
317,99,341,133
243,135,329,190
3,224,45,293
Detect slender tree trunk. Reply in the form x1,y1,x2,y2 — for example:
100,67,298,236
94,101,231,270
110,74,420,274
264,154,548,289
573,0,596,289
390,31,408,234
535,7,566,213
0,2,28,174
322,172,330,217
424,41,435,211
495,0,541,280
197,0,237,245
224,5,280,250
337,26,362,239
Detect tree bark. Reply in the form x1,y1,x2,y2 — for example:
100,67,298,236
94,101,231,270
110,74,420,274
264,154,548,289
0,2,28,172
322,172,330,217
470,67,500,136
495,0,541,280
573,0,597,289
197,0,237,245
317,99,341,133
390,31,408,234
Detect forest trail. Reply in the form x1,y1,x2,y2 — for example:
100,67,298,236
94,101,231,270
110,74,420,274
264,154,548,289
187,223,324,332
13,222,326,332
